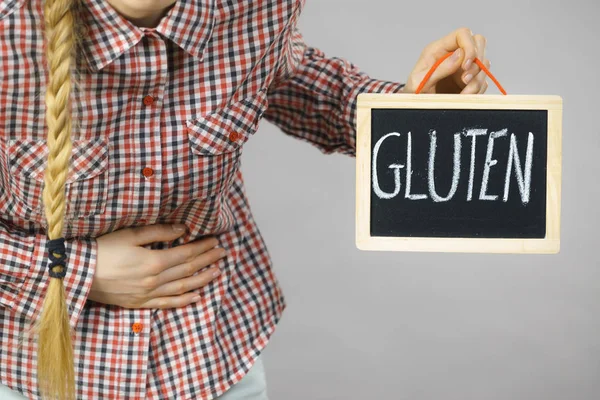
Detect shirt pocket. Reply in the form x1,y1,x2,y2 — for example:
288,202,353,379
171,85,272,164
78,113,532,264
6,137,110,220
0,219,34,309
185,89,268,199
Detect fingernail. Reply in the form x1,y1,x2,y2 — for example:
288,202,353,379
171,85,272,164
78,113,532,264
464,74,473,84
191,295,201,302
219,248,227,257
452,48,461,60
212,268,221,278
172,224,186,232
464,58,472,70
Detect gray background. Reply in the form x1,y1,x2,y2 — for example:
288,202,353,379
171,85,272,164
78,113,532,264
242,1,600,399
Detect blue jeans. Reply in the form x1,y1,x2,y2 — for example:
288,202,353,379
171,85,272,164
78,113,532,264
0,356,268,399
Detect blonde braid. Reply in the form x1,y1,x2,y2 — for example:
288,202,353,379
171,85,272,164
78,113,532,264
33,0,78,398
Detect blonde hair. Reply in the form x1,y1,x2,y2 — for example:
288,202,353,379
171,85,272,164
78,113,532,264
32,0,83,398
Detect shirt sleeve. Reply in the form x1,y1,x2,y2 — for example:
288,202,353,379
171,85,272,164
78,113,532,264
0,218,97,328
263,27,405,157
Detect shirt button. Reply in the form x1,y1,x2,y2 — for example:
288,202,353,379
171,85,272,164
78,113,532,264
228,131,241,142
142,167,154,178
132,323,143,334
141,27,157,36
143,95,155,106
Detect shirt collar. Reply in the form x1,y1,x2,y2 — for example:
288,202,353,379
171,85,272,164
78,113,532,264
79,0,216,72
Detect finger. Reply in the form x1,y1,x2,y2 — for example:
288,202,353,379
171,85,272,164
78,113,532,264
128,223,188,246
153,236,220,273
156,247,226,285
149,265,221,298
140,292,204,309
460,71,484,94
461,34,486,85
478,60,491,94
461,57,490,95
419,48,463,92
461,69,487,94
478,80,489,94
429,27,477,71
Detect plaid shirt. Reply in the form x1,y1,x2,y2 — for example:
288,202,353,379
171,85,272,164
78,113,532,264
0,0,403,398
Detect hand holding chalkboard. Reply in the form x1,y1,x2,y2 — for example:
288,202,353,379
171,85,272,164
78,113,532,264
356,30,562,254
401,28,492,95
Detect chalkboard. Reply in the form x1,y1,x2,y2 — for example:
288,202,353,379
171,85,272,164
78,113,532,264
356,94,562,254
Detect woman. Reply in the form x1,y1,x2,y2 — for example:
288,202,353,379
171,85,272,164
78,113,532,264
0,0,489,398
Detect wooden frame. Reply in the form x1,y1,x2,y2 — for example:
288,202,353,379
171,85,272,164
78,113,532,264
356,94,563,254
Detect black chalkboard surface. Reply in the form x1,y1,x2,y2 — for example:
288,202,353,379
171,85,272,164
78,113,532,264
371,108,547,238
356,94,562,254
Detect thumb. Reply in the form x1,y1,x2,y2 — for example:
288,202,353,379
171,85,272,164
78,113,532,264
418,48,463,93
127,223,187,246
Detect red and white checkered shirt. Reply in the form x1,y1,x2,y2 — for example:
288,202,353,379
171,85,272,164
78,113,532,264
0,0,403,398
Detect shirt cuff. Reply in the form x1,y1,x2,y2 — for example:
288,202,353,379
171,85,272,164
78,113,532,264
340,77,406,157
13,234,98,329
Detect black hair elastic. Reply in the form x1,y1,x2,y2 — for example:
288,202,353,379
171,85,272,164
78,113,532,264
47,237,67,279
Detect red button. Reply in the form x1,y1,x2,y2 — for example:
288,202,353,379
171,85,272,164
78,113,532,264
142,167,154,178
228,131,240,142
143,95,155,106
132,323,143,334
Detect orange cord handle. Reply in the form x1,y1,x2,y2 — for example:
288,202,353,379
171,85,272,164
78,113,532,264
415,52,507,95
